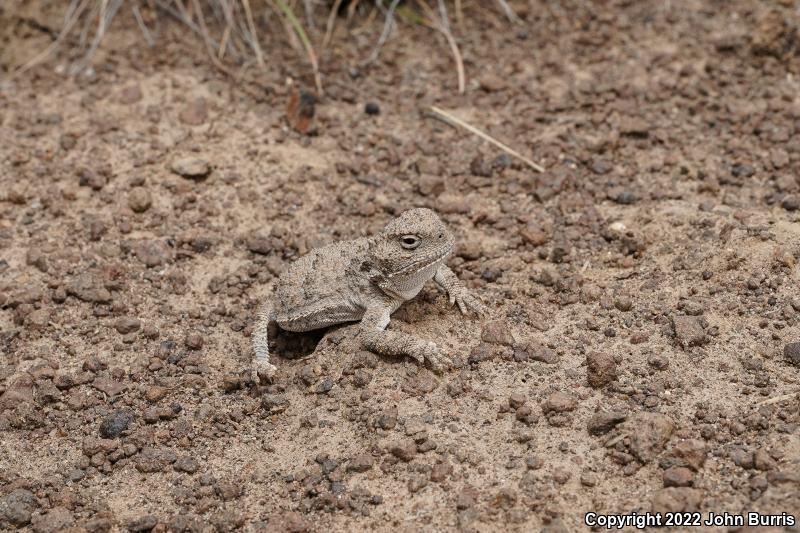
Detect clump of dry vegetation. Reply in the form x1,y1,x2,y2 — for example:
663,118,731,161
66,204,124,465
4,0,522,94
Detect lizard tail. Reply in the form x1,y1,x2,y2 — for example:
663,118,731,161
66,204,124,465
251,302,276,379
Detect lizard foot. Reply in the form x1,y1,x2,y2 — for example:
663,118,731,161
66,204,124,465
251,360,277,384
451,290,487,317
411,341,449,372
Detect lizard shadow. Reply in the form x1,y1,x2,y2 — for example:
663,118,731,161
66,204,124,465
272,328,327,360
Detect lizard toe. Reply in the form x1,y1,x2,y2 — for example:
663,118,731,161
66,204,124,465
252,361,277,384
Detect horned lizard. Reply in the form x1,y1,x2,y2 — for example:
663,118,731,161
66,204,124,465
251,208,485,381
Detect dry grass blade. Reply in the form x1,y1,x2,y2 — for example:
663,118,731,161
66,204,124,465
495,0,522,24
417,0,464,94
757,392,799,406
427,106,545,173
322,0,344,48
273,0,323,94
604,432,628,448
10,0,91,78
131,3,156,47
76,0,124,73
368,0,402,63
190,0,237,77
241,0,265,67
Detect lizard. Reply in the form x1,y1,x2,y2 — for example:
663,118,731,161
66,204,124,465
251,207,485,382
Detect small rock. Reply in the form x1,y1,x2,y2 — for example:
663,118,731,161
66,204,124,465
586,352,617,388
514,343,558,364
613,294,633,311
408,476,428,493
78,167,106,190
127,515,158,532
179,97,208,126
174,456,199,473
144,386,168,402
260,394,289,414
389,440,417,462
364,102,380,115
514,405,539,425
134,240,170,267
627,412,674,464
456,487,477,509
481,321,516,346
478,73,506,92
0,489,37,527
99,410,133,438
648,353,669,370
25,309,49,330
68,273,112,303
541,392,577,413
245,234,272,255
508,394,526,409
784,342,800,366
347,454,374,473
185,331,204,350
376,407,397,429
619,116,650,137
663,466,694,487
171,157,211,179
118,84,143,104
753,449,777,471
31,507,74,533
519,226,550,246
26,248,48,272
668,439,707,471
730,448,755,469
128,187,152,213
115,316,141,334
671,315,706,348
135,447,175,473
614,191,637,205
782,195,799,211
221,374,241,393
214,481,241,501
651,488,703,513
92,377,125,397
315,376,334,394
587,411,626,435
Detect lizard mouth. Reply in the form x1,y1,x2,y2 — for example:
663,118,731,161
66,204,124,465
387,239,454,279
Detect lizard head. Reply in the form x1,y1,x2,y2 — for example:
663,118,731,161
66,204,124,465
366,208,455,286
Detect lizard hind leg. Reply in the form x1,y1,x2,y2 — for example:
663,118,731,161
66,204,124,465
251,302,278,382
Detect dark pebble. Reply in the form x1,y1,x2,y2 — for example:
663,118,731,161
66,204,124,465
99,410,133,438
784,342,800,366
364,102,380,115
127,516,158,532
782,196,800,211
315,377,334,394
615,191,637,204
174,456,199,473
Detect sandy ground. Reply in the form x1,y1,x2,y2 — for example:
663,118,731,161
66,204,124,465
1,1,800,531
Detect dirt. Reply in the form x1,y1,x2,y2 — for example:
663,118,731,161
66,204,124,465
1,1,800,531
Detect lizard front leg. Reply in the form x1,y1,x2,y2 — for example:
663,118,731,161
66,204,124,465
360,306,449,371
434,265,486,316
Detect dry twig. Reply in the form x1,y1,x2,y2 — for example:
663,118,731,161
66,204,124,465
428,106,545,173
10,0,91,78
322,0,344,48
757,392,799,406
273,0,323,94
241,0,265,67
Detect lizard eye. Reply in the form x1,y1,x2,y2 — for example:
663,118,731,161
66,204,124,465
400,235,420,249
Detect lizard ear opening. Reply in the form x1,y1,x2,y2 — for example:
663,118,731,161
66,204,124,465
400,235,421,250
